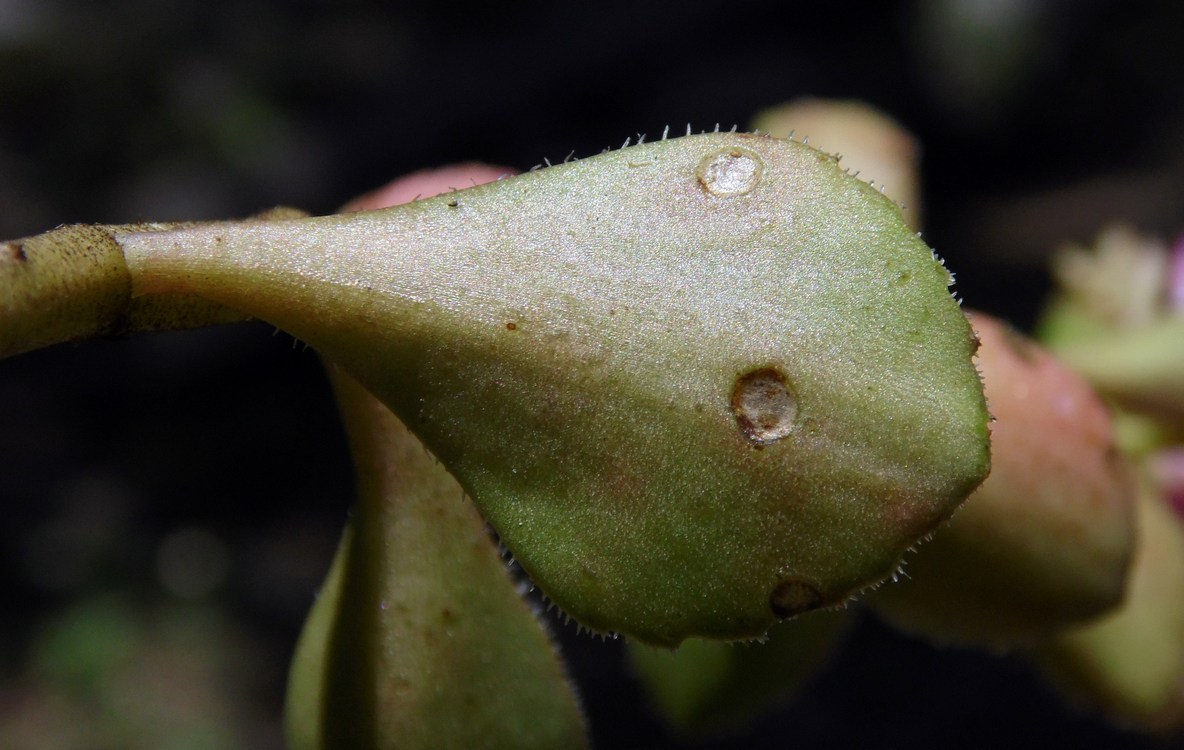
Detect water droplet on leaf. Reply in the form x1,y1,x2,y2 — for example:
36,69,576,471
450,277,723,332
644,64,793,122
696,147,762,196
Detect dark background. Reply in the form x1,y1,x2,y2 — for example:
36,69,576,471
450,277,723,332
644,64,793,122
2,1,1183,747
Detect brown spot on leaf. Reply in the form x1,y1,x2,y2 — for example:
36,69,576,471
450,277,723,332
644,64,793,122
769,579,823,619
732,367,797,446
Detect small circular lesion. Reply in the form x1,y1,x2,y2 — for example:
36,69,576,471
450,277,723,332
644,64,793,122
696,147,763,197
769,578,824,619
731,367,797,446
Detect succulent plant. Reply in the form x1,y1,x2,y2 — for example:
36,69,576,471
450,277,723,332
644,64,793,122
3,128,991,739
107,132,988,644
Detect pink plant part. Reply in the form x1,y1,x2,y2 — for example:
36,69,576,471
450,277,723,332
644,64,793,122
340,164,516,212
1169,232,1184,313
1151,448,1184,519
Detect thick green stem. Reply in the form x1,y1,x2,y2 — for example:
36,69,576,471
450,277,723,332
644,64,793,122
0,208,307,357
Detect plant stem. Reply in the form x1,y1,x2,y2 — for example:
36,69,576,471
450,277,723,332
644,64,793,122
0,208,307,358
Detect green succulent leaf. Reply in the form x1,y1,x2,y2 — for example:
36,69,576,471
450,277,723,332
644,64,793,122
285,370,587,749
112,132,987,645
